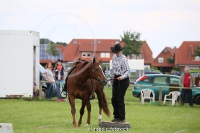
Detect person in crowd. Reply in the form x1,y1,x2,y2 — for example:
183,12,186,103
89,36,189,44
179,66,195,107
54,59,65,102
45,62,54,100
110,43,130,123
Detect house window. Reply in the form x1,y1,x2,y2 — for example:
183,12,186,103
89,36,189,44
90,41,94,45
138,54,142,59
158,57,164,63
195,56,200,61
73,40,77,44
82,52,86,57
105,53,110,58
115,41,119,44
131,54,137,59
164,48,168,53
87,53,91,57
82,52,91,57
98,40,101,44
101,52,110,58
101,53,105,58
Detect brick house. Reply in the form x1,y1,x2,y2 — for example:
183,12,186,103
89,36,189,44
152,47,175,73
63,39,120,64
175,41,200,71
63,39,153,69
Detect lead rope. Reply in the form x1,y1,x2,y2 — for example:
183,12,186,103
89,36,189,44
89,78,96,100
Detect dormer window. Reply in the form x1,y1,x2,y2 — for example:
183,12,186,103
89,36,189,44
82,52,91,57
164,48,168,53
90,41,94,45
73,40,77,45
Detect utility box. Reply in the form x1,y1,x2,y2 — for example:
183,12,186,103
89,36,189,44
0,30,40,97
0,123,13,133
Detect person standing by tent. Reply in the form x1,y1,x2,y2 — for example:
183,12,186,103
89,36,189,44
45,62,54,100
110,43,130,123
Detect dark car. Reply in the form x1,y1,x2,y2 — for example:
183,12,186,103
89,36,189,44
171,71,182,76
132,74,200,105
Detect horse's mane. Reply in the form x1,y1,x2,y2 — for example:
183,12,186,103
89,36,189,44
76,60,89,70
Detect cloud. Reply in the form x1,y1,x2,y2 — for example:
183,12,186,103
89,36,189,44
6,15,19,23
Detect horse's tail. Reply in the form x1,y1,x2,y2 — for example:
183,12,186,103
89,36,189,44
101,91,110,117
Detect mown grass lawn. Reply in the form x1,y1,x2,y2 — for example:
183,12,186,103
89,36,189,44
0,86,200,133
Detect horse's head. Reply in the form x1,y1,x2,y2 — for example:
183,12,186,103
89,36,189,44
89,57,107,86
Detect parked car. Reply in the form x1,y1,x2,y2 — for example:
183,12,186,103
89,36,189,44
132,74,200,105
171,71,182,76
144,69,162,74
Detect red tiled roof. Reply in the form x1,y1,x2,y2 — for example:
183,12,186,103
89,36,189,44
141,41,153,64
152,47,175,67
63,39,120,62
40,60,56,63
175,41,200,65
63,39,153,64
166,47,174,55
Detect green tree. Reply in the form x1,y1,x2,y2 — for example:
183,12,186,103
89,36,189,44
56,42,68,46
167,58,174,63
120,30,142,59
172,67,180,71
46,43,60,60
193,45,200,56
40,38,54,44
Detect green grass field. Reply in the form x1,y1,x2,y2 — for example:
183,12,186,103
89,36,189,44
0,86,200,133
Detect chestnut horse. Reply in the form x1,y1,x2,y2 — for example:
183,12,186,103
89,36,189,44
64,57,110,127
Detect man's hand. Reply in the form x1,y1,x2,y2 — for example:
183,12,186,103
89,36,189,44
116,76,123,80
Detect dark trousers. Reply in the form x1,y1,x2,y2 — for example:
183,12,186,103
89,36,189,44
111,76,129,121
181,89,193,106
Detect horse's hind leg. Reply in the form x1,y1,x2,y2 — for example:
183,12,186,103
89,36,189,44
78,100,86,127
85,100,91,126
68,95,76,127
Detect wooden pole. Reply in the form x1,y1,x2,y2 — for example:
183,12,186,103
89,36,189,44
39,81,42,100
159,87,162,106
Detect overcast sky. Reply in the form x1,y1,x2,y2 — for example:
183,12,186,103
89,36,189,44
1,0,200,57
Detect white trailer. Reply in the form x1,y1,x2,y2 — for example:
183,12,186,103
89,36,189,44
0,30,40,97
110,59,144,77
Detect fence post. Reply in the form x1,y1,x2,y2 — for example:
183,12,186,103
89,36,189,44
39,81,42,100
159,87,162,106
140,84,142,101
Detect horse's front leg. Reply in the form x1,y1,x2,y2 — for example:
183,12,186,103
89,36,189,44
96,92,103,125
85,100,91,126
68,95,76,127
78,101,86,127
98,107,102,125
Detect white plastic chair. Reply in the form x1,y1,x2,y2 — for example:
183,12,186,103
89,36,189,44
163,91,181,106
141,89,155,104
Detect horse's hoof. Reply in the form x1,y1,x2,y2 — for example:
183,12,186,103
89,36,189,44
84,124,89,126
